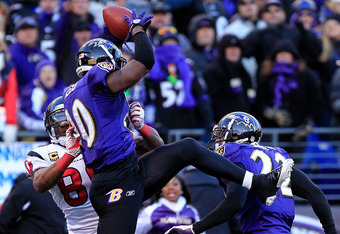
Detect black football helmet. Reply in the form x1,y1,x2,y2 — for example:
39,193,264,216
208,111,262,150
76,38,127,78
44,96,69,144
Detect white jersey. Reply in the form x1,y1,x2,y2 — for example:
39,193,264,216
25,143,98,234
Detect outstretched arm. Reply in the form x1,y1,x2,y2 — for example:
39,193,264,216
106,11,154,93
193,179,247,233
291,167,337,234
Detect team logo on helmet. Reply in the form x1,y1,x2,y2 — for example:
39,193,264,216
97,62,114,72
231,114,256,131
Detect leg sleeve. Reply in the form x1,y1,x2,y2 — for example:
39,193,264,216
139,138,246,200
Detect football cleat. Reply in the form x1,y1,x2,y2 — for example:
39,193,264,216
252,158,294,205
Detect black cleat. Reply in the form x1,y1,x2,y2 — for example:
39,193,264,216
252,158,294,205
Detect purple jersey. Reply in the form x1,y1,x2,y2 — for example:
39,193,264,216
63,63,135,171
136,197,200,234
217,143,295,233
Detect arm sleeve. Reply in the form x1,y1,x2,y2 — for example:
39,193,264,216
193,163,248,233
291,167,337,234
133,32,155,71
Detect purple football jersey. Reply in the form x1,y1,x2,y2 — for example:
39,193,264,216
63,64,135,171
217,142,295,233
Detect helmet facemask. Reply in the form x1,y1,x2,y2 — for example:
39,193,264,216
44,97,69,146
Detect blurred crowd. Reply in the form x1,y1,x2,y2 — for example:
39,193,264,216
0,0,340,145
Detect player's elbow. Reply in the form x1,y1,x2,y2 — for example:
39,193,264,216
33,178,49,193
33,182,47,193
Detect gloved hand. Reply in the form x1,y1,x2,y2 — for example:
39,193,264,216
292,122,313,142
295,19,306,35
128,101,145,130
3,124,17,146
124,9,153,41
103,24,124,45
264,107,292,127
274,109,292,127
66,126,81,157
165,225,195,234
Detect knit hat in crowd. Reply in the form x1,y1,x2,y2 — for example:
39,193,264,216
269,39,300,60
151,1,171,13
153,26,179,46
325,14,340,23
292,0,316,11
187,14,215,44
218,34,242,60
264,0,284,10
14,16,38,33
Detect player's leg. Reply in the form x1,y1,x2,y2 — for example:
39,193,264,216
89,153,144,233
140,137,293,205
139,138,245,200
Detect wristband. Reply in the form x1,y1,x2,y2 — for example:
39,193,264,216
138,124,151,138
56,153,75,172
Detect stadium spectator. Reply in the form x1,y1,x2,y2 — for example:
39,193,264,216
148,1,191,50
0,173,66,233
5,0,38,40
184,14,218,80
54,0,101,85
330,67,340,126
223,0,267,86
149,26,214,138
318,14,340,88
193,0,229,38
257,39,323,141
37,0,62,62
319,0,340,23
8,16,49,90
58,20,92,85
166,111,336,234
203,34,256,123
136,175,200,234
0,33,18,145
19,59,64,131
242,0,322,73
289,0,320,36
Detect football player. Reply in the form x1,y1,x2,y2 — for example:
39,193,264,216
24,97,162,233
62,9,293,234
166,112,336,234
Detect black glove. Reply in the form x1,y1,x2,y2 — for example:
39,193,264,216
295,19,306,35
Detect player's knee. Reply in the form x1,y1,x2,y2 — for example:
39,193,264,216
181,137,199,147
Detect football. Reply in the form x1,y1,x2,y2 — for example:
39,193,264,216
103,6,132,41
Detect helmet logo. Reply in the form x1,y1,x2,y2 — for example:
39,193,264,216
88,39,109,49
98,62,114,72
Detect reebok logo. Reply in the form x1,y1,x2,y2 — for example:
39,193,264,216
126,190,135,196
